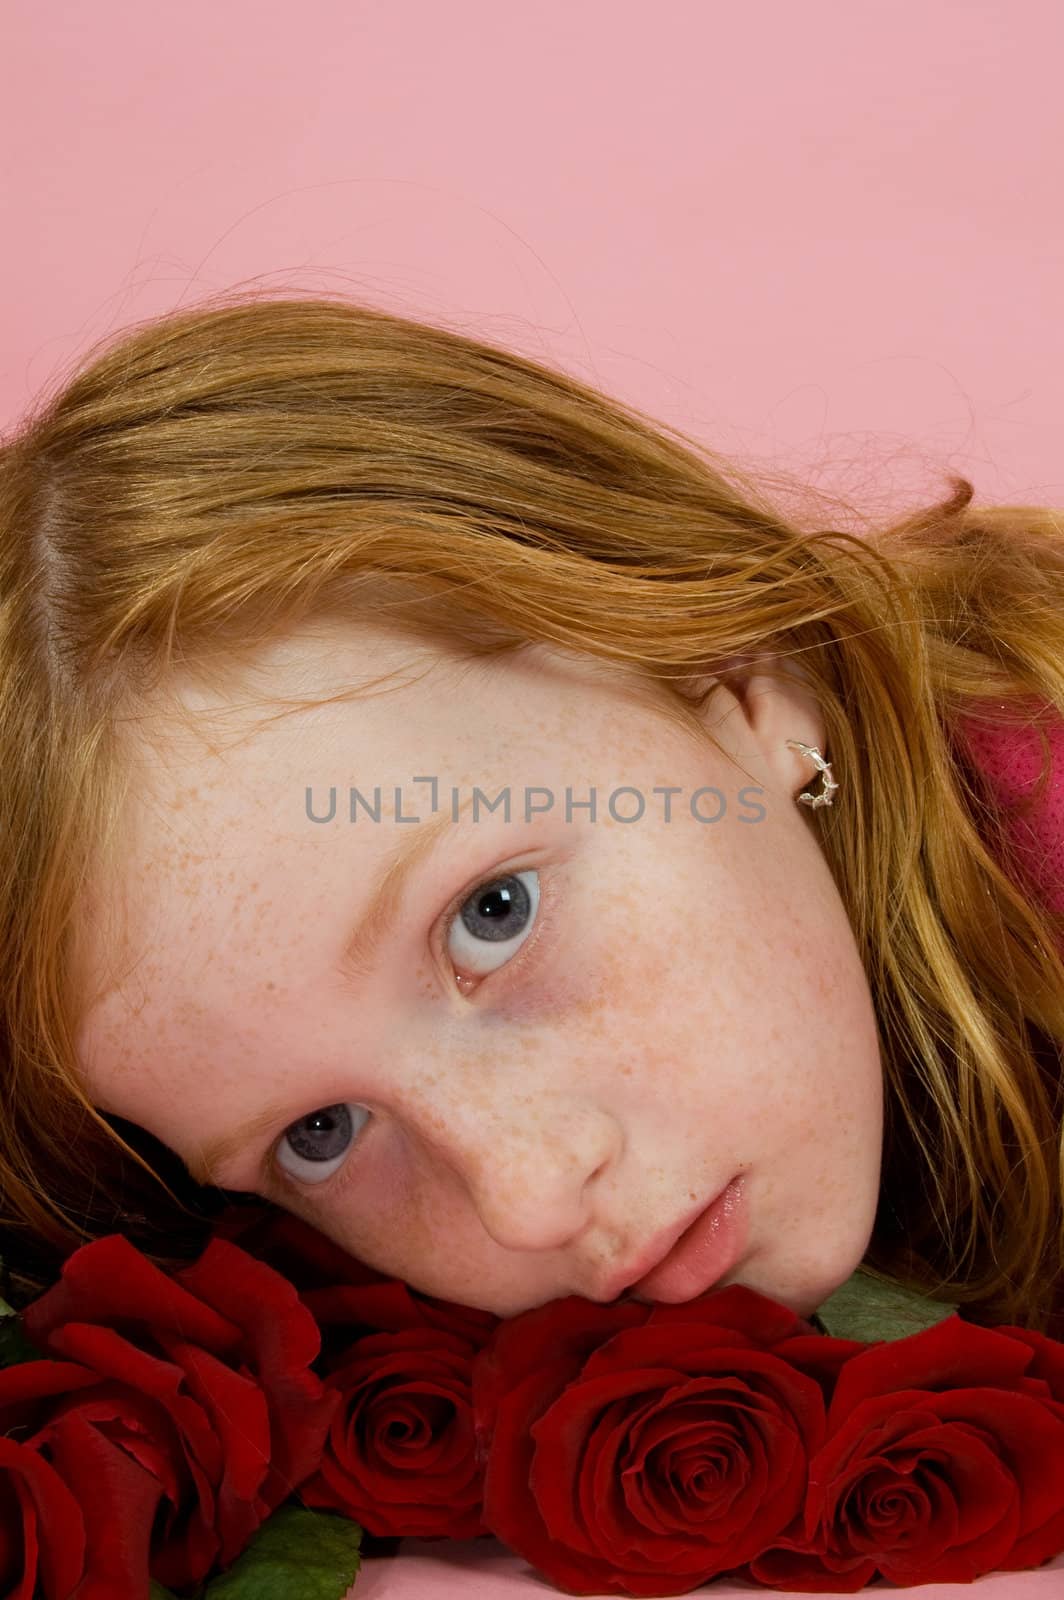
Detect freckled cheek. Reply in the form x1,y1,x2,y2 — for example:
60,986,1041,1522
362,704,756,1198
356,1132,417,1227
494,955,615,1026
320,1141,461,1285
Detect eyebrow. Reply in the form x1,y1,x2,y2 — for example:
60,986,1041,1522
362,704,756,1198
186,801,462,1187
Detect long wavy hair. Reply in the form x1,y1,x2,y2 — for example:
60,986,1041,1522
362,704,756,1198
2,292,1063,1329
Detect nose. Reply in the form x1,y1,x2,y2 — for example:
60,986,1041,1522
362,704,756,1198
447,1098,624,1254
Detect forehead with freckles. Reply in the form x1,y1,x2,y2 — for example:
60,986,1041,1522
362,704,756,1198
69,621,697,1124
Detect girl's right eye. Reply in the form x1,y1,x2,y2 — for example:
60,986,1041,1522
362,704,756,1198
275,1103,369,1185
273,867,545,1189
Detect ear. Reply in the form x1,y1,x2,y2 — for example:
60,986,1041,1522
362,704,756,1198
684,654,830,805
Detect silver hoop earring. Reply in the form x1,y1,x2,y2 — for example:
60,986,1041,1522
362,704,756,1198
785,740,838,809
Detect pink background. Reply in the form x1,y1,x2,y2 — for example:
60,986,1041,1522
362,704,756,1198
4,2,1063,1595
4,1,1064,526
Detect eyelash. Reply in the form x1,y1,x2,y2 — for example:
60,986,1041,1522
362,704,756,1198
263,856,563,1200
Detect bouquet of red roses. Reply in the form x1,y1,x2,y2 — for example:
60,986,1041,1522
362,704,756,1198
2,1205,1063,1598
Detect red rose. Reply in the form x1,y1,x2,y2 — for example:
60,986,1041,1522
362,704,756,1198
472,1284,838,1598
290,1255,499,1541
999,1321,1064,1403
750,1315,1064,1591
17,1233,338,1593
297,1324,488,1540
0,1357,161,1599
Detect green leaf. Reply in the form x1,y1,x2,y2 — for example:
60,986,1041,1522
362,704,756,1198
0,1298,44,1369
150,1585,180,1600
203,1505,363,1600
812,1266,959,1342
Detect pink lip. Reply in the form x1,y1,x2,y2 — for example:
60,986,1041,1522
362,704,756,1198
594,1176,748,1305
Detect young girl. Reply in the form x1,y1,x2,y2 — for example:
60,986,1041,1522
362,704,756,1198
1,293,1062,1340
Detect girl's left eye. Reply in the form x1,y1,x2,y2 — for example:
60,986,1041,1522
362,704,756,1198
443,868,541,978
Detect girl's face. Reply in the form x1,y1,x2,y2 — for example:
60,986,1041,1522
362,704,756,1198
73,621,884,1319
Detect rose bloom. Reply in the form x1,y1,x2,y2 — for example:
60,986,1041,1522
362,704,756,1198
298,1321,490,1541
471,1283,856,1597
15,1233,338,1592
0,1357,140,1599
222,1206,500,1541
749,1315,1064,1591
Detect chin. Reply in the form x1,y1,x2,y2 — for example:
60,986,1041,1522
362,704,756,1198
776,1287,824,1318
751,1262,862,1320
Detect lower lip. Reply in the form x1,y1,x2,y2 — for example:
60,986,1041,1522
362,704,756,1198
630,1175,749,1303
